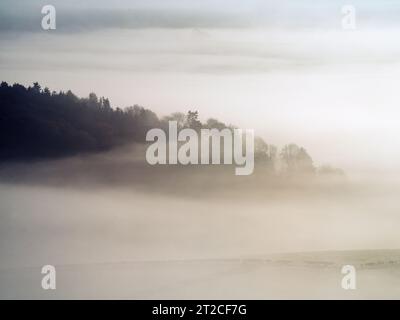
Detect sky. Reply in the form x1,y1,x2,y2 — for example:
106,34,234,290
1,0,400,174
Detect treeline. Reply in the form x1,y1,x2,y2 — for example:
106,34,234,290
0,82,160,160
0,82,342,176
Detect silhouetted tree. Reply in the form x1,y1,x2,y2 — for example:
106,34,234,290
185,110,202,131
280,144,315,175
205,118,227,131
0,81,321,177
254,137,278,172
0,82,159,161
162,112,186,130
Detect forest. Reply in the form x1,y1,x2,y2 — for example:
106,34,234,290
0,81,342,176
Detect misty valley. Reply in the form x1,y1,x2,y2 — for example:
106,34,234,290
1,137,399,299
1,82,400,299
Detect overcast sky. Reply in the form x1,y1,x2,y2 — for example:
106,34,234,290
1,0,400,174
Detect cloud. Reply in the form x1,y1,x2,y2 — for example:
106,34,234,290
1,0,400,33
0,1,248,33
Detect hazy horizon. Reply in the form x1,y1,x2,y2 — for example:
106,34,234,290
2,0,400,299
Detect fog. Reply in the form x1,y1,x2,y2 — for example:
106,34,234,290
1,0,400,298
0,146,400,298
2,1,400,172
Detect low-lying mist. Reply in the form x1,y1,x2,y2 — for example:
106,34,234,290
0,144,399,298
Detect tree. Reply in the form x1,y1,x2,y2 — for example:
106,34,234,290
254,137,278,173
185,110,202,131
280,144,315,175
32,82,41,92
162,112,186,129
88,92,98,107
0,81,322,178
205,118,227,130
0,82,161,160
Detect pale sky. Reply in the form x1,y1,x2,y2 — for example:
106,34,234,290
1,0,400,174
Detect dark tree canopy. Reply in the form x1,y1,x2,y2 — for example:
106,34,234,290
0,82,160,161
0,81,323,177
